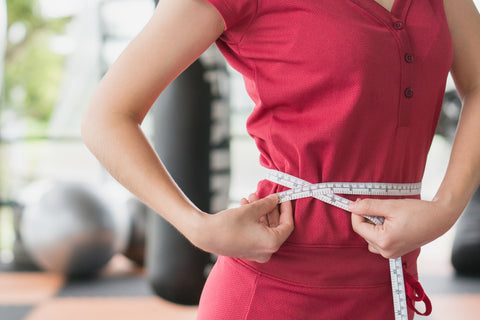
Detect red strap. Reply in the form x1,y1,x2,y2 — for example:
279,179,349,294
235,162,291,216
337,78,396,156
403,264,432,316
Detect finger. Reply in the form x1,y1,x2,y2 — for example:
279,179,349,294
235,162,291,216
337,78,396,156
351,214,384,255
267,198,282,227
362,237,380,254
348,198,395,218
253,202,293,263
271,200,294,241
279,200,293,226
240,198,249,206
248,193,267,225
351,212,381,245
248,193,259,203
267,209,280,228
248,194,280,219
252,255,272,264
259,215,269,226
367,243,380,254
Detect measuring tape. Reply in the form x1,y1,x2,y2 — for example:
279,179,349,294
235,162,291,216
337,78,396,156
265,169,421,320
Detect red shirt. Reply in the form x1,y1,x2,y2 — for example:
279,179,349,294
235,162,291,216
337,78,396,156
206,0,453,245
199,1,452,318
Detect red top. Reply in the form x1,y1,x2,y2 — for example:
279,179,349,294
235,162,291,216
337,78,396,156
199,1,453,318
205,0,453,246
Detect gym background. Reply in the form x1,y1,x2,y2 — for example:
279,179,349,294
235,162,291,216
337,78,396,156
0,0,479,319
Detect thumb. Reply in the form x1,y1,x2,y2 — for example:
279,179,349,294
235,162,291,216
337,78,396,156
351,211,386,251
248,194,280,218
348,198,391,218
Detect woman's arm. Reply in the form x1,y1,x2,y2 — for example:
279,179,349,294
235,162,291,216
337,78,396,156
81,0,294,263
349,0,480,259
436,0,480,213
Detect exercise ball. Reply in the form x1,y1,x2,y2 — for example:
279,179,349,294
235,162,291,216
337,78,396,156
12,203,40,270
20,181,120,276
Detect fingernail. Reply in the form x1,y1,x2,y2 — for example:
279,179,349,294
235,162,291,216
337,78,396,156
349,200,358,210
269,193,281,203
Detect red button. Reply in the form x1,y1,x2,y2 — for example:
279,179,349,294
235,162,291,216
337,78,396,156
404,87,414,98
404,53,414,63
393,21,404,30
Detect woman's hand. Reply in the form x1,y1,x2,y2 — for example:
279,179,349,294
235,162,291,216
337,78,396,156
240,193,285,228
349,198,458,259
192,194,294,263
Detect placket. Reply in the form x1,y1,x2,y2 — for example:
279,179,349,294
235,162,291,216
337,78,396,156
349,0,416,128
390,8,415,127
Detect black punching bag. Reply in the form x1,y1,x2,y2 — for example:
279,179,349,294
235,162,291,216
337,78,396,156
439,90,480,276
451,187,480,275
147,59,212,305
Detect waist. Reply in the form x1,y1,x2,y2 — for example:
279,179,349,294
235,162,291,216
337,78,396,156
245,168,421,286
237,244,420,287
256,174,421,244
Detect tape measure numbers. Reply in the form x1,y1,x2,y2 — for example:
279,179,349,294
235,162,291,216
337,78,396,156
265,169,421,320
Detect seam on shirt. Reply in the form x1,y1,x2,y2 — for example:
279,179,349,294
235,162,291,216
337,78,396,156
235,258,392,289
233,0,276,172
401,0,414,20
217,0,235,31
349,0,407,128
231,0,261,95
237,0,260,45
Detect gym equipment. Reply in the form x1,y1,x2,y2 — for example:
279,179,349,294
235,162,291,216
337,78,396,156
436,90,462,143
436,90,480,275
20,181,122,276
11,202,40,270
147,59,213,305
96,0,229,303
451,187,480,275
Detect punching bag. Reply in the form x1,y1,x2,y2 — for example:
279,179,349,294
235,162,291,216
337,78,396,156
438,89,480,275
451,187,480,275
147,59,213,305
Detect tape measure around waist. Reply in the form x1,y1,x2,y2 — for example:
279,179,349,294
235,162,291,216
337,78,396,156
264,169,421,320
266,169,421,225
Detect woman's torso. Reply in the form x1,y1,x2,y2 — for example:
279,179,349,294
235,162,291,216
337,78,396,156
215,0,453,246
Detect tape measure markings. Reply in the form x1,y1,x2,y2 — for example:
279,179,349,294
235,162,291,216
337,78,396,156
264,168,420,320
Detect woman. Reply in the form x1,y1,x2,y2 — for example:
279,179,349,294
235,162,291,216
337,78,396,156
82,0,480,318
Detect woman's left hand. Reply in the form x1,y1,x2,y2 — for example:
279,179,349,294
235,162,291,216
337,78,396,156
349,198,457,259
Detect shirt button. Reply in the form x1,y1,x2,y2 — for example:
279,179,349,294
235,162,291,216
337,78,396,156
404,53,414,63
393,21,404,30
404,87,414,98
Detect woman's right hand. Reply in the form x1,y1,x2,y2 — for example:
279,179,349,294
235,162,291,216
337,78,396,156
192,194,294,263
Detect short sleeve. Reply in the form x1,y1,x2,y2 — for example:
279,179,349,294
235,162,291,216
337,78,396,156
202,0,257,31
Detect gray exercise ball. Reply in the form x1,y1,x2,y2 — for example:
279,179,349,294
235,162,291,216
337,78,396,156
20,181,121,276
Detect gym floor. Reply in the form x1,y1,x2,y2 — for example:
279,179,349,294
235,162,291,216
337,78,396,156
0,255,198,320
